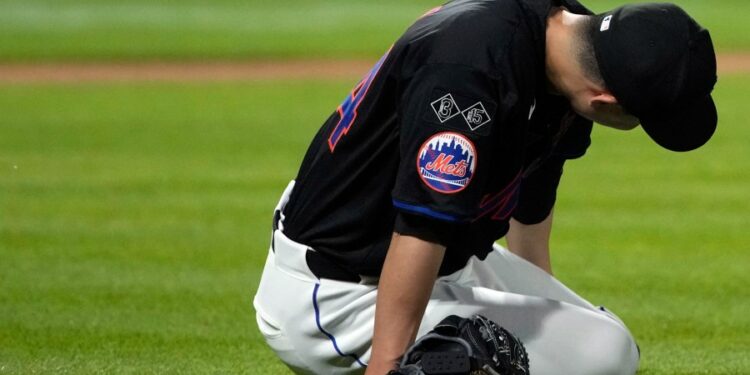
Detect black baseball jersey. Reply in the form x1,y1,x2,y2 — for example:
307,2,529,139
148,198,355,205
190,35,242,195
282,0,594,277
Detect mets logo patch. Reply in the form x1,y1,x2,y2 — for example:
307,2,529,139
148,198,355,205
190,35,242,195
417,132,477,194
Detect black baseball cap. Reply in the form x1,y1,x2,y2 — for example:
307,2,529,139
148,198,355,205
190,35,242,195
593,3,718,152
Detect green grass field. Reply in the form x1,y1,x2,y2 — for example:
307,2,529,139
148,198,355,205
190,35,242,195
1,77,748,374
0,0,749,61
1,0,749,374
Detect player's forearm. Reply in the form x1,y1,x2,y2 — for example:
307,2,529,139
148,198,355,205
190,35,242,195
507,210,554,274
365,233,446,374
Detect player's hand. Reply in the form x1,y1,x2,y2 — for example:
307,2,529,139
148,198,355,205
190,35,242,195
363,359,397,375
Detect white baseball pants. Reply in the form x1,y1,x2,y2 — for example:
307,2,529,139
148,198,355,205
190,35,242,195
253,182,639,374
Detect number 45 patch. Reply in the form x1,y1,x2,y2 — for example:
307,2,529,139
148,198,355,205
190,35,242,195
427,90,496,135
461,102,491,131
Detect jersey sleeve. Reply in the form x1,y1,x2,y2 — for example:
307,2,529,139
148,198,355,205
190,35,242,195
512,113,593,224
392,64,502,238
511,156,565,224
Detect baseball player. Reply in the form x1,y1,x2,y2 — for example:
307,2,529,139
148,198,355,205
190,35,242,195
254,0,718,374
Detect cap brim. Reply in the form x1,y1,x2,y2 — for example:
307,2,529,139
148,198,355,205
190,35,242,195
639,95,717,152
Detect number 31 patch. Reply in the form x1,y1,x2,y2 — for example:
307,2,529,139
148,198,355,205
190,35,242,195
417,132,477,194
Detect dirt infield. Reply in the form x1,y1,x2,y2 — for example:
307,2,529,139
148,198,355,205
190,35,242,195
0,53,749,83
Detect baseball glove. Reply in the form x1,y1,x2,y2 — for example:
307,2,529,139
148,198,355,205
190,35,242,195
388,314,529,375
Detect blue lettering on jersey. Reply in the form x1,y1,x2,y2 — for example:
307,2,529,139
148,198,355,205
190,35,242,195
328,49,391,152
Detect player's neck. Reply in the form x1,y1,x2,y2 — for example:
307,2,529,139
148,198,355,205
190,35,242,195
544,9,587,97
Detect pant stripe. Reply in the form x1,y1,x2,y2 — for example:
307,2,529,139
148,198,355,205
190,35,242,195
312,283,367,368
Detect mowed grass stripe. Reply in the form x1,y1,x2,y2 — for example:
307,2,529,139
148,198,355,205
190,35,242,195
1,77,748,373
0,0,749,62
0,0,432,62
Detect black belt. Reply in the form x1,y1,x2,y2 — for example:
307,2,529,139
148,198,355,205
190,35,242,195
272,210,361,283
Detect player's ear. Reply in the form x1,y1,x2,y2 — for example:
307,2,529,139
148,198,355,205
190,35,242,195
589,91,641,130
589,92,618,107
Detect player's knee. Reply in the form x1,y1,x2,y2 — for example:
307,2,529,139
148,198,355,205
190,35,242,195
580,320,639,375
